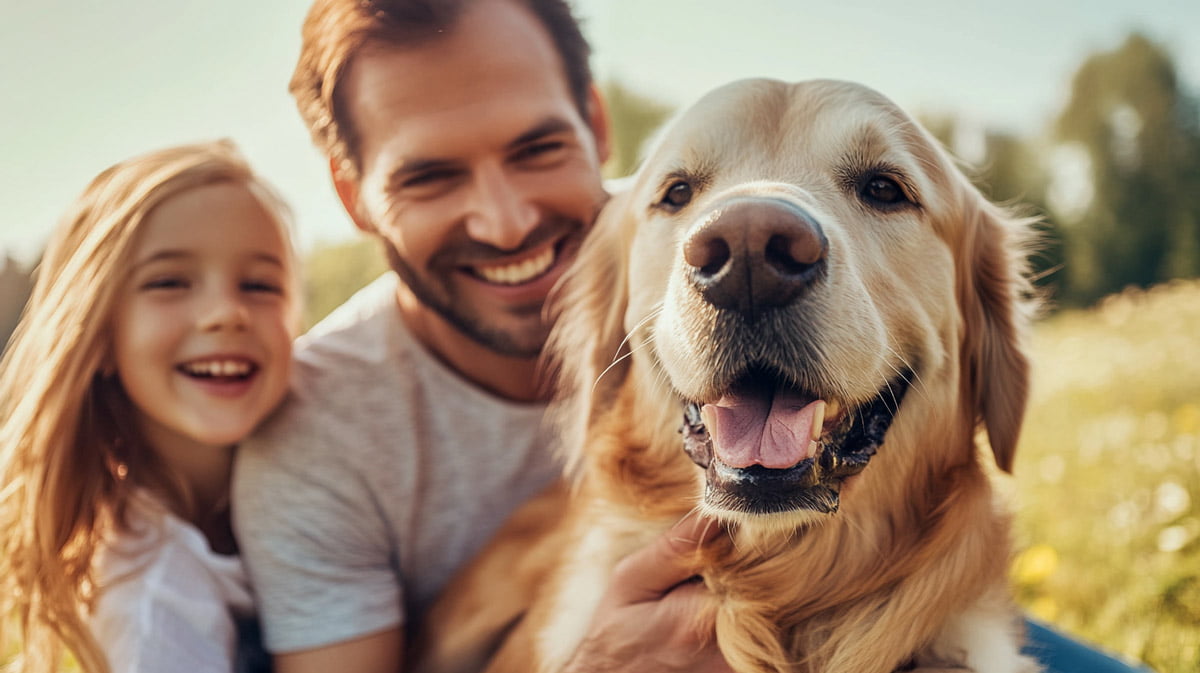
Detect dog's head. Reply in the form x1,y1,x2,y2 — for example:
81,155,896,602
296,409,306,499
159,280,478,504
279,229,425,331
550,79,1034,527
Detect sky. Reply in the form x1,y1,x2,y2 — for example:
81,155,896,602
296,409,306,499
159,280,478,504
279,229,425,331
2,0,1198,267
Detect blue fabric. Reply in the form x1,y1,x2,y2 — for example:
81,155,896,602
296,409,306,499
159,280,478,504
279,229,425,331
1022,619,1155,673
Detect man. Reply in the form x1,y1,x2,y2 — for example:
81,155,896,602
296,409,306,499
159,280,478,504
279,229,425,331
234,1,1150,672
233,0,731,671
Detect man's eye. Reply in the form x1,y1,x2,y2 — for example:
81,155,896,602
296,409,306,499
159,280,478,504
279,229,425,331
514,141,564,162
402,169,459,188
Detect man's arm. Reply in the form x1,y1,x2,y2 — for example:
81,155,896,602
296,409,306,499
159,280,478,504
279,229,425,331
275,628,405,673
233,416,407,671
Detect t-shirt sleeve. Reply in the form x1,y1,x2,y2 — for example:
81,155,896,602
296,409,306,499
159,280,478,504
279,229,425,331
91,544,238,672
232,403,404,654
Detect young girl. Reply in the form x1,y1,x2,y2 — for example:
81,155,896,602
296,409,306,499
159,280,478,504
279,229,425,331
0,140,301,673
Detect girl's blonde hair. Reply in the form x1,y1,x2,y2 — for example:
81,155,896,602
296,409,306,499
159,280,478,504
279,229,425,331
0,139,298,673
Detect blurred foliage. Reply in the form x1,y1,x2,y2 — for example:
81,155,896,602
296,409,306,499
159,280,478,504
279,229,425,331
0,256,34,355
1013,280,1200,672
601,80,674,179
921,115,1064,291
301,236,387,328
920,32,1200,310
1048,33,1200,306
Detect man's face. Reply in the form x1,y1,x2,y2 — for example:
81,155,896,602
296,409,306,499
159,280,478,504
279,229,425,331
339,0,608,358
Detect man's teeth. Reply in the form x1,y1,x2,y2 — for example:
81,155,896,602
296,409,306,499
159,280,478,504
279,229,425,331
182,360,252,377
475,246,555,285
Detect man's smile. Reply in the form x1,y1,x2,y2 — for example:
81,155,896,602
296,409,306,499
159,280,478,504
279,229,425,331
469,242,557,286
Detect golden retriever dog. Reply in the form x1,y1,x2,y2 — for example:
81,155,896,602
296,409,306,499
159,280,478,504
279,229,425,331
414,78,1040,673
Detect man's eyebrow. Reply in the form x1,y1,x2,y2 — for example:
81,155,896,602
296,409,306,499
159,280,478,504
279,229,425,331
508,117,574,149
384,117,577,191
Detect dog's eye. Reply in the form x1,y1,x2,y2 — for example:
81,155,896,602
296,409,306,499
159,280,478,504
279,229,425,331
660,181,694,210
861,176,908,208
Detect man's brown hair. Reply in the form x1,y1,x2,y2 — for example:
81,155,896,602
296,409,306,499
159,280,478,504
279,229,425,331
290,0,594,179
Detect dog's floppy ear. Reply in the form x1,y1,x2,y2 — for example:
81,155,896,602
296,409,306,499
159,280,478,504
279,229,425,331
544,187,635,472
957,196,1036,473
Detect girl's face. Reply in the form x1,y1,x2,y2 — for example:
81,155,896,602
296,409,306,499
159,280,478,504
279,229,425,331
111,181,296,459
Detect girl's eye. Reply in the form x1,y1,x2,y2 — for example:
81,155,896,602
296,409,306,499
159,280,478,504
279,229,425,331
141,277,188,291
242,280,283,294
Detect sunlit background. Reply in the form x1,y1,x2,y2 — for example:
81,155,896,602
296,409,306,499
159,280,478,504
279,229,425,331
1,1,1198,670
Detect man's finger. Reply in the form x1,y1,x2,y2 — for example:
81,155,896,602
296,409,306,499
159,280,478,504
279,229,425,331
606,512,721,605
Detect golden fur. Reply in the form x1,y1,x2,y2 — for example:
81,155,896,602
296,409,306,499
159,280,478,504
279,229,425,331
414,79,1040,673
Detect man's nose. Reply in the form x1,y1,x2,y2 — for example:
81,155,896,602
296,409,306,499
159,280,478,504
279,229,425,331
463,163,539,251
199,285,250,332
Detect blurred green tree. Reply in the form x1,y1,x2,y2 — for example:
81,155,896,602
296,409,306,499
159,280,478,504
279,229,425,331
1050,32,1200,306
601,80,674,179
921,115,1063,297
302,237,387,327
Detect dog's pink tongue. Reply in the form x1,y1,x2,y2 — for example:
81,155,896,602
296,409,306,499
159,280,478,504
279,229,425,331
701,391,820,469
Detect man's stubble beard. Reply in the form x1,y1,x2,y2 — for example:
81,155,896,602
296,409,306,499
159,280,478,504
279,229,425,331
380,237,551,360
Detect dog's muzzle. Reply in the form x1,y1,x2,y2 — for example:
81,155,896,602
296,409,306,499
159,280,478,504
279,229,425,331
680,370,912,516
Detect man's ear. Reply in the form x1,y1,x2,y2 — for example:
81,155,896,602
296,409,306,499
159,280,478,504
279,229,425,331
330,157,373,235
586,83,612,165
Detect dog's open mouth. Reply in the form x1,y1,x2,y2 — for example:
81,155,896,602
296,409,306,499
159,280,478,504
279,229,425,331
681,367,912,516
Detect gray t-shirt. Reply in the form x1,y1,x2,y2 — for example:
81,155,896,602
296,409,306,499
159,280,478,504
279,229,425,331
232,273,560,654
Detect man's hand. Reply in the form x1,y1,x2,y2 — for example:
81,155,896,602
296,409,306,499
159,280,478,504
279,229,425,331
562,514,734,673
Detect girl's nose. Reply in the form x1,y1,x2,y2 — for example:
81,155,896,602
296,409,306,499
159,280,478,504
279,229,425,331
198,287,250,331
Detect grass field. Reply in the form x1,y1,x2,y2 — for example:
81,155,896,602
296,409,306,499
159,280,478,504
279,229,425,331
1011,280,1200,672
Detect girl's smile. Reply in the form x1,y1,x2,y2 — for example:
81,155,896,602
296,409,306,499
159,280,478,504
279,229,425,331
176,354,262,397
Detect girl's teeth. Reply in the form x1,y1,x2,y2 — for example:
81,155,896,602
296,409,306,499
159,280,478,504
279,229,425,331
475,247,555,285
185,360,251,377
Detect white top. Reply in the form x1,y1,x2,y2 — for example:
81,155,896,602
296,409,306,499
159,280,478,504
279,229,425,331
233,272,560,653
90,492,256,673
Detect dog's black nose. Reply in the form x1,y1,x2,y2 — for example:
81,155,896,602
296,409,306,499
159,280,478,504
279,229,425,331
683,197,827,320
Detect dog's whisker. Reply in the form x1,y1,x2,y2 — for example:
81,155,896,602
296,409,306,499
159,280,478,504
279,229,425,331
590,305,665,392
884,344,926,392
881,343,930,407
591,338,655,393
614,303,663,359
